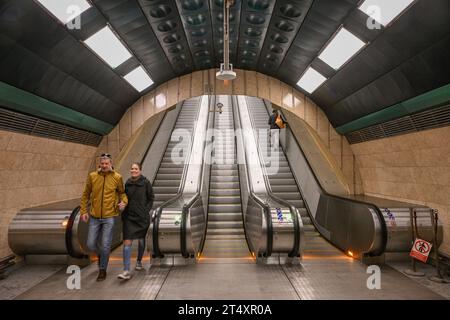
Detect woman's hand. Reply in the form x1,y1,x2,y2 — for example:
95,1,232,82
118,201,126,211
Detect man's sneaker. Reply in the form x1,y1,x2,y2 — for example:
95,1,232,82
135,261,143,271
117,271,131,280
96,269,107,281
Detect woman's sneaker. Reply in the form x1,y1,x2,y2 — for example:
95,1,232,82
117,271,131,280
135,261,143,271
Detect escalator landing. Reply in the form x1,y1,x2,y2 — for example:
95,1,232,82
7,244,446,300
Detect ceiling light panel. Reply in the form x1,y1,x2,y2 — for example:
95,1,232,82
318,28,366,70
36,0,91,24
124,66,154,92
84,26,132,68
296,67,327,94
358,0,415,26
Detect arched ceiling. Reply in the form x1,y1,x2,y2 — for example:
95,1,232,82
0,0,449,130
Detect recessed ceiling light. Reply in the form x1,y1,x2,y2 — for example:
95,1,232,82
124,66,154,92
36,0,91,24
296,67,327,94
84,26,132,68
318,28,366,70
358,0,415,26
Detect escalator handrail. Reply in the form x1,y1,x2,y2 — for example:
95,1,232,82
152,97,204,258
65,205,88,259
244,97,301,257
232,96,273,257
180,95,216,258
140,108,171,174
265,100,388,256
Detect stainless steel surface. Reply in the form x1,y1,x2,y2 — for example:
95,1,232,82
148,97,202,255
257,98,443,258
8,199,122,258
202,95,250,259
148,96,212,258
245,96,361,259
241,96,302,258
234,96,301,260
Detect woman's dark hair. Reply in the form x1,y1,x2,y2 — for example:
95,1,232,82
131,162,142,170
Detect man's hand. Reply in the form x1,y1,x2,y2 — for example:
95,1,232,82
81,213,89,223
118,201,126,212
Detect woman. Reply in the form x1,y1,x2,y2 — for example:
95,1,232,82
118,162,154,280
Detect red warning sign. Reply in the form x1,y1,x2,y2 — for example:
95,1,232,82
410,238,432,263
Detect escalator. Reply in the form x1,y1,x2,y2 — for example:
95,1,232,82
148,97,201,210
246,97,342,258
201,96,251,260
243,96,443,261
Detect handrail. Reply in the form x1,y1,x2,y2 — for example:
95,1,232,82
140,109,170,172
264,100,388,256
152,97,204,258
180,95,215,258
65,205,86,259
245,97,301,257
197,95,216,255
232,96,273,257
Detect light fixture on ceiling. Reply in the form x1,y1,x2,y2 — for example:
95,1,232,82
84,26,132,68
358,0,415,27
124,66,154,92
216,0,236,81
318,27,366,70
296,67,327,94
36,0,91,25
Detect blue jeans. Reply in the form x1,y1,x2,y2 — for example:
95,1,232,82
123,238,146,271
86,217,115,270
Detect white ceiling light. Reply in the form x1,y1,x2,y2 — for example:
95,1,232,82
358,0,415,26
124,66,154,92
36,0,91,24
318,28,366,70
296,67,327,94
84,26,132,68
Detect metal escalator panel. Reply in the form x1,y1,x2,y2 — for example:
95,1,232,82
201,96,251,261
151,97,201,210
245,97,342,258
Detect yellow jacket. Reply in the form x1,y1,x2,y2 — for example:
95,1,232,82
80,170,128,218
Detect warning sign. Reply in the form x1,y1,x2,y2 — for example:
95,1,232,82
410,238,432,263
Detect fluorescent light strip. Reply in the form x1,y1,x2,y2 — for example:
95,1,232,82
318,28,366,70
84,26,132,68
124,66,154,92
296,67,327,94
36,0,91,24
358,0,415,26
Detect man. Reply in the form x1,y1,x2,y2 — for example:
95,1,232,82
268,109,279,130
217,102,223,114
80,153,128,281
268,109,288,146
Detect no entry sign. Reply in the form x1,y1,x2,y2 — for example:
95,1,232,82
410,238,432,263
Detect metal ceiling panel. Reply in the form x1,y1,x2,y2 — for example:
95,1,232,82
0,0,448,131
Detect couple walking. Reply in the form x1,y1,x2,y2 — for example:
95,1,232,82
79,154,154,281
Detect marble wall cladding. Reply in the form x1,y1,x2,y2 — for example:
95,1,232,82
99,69,364,200
0,130,97,258
352,126,450,255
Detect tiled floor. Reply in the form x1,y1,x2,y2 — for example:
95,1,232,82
2,243,447,300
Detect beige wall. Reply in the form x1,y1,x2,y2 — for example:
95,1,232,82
0,130,97,258
98,68,363,195
351,126,450,255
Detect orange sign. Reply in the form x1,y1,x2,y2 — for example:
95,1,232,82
410,238,432,263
